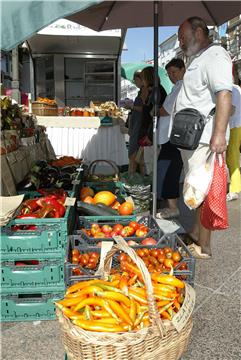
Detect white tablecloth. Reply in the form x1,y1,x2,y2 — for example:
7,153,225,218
46,125,128,166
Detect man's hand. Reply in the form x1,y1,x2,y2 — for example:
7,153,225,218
210,133,227,153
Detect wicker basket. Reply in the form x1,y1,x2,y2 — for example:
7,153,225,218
32,101,58,116
85,159,120,182
56,237,193,360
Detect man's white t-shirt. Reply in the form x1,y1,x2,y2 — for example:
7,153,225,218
175,44,233,144
157,80,183,145
229,84,241,129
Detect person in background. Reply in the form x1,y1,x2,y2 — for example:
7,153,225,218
125,70,148,175
138,66,167,146
156,58,185,219
174,16,232,259
226,82,241,201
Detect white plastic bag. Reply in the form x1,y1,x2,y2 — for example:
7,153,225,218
183,152,215,209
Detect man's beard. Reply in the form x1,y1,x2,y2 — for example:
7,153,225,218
184,38,200,57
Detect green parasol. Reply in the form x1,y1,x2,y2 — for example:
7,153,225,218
121,62,173,94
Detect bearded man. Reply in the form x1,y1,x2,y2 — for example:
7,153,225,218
174,17,232,258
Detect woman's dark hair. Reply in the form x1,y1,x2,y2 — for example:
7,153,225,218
187,16,209,38
165,58,185,70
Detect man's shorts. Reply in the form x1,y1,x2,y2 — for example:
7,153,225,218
180,144,211,177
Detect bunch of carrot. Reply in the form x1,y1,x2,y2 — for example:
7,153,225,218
56,263,185,333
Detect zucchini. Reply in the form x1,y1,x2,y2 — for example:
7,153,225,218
96,203,119,215
77,201,118,216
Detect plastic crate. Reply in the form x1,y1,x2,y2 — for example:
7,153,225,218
0,226,67,261
77,214,136,226
0,191,77,261
0,291,64,322
1,259,65,294
4,190,76,234
65,234,195,286
76,215,163,240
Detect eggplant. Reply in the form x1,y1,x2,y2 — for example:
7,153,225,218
55,179,72,189
60,165,78,174
16,178,36,191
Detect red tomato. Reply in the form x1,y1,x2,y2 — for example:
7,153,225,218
141,237,157,245
157,249,165,256
164,258,174,269
124,226,135,236
120,227,130,237
72,255,79,264
128,221,140,231
172,251,182,262
110,230,118,237
72,249,80,257
179,262,188,270
101,225,112,234
112,224,124,234
157,254,165,264
150,249,159,258
90,223,101,236
165,250,173,259
90,252,99,260
94,232,106,238
135,228,148,237
164,247,173,254
72,268,83,276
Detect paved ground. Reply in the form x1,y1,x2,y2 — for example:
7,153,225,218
1,197,240,360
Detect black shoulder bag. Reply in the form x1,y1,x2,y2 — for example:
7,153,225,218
170,108,215,150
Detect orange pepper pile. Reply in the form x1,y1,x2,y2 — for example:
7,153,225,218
51,156,81,167
36,97,56,105
56,269,185,333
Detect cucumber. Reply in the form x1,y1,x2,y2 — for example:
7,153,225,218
77,201,118,216
96,203,119,215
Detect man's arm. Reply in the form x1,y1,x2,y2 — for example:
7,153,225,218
210,90,232,153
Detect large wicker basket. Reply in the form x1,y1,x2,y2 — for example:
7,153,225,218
32,101,58,116
56,237,193,360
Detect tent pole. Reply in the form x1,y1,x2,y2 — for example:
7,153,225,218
152,1,158,217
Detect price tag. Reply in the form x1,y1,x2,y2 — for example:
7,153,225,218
172,283,196,333
6,152,17,165
72,180,80,185
64,197,76,207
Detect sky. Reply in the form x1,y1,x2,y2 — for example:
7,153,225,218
121,26,179,63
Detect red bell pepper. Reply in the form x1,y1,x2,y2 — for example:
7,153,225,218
21,199,39,214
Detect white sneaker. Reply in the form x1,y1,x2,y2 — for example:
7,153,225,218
226,192,239,201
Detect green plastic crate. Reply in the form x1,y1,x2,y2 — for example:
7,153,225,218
0,291,64,322
1,191,77,261
0,226,66,261
5,190,76,234
1,259,65,294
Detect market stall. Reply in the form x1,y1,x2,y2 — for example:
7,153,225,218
36,115,128,165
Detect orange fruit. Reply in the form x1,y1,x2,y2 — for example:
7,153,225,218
83,196,95,204
119,201,134,215
80,187,94,200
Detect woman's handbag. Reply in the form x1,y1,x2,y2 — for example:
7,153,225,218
170,108,215,150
